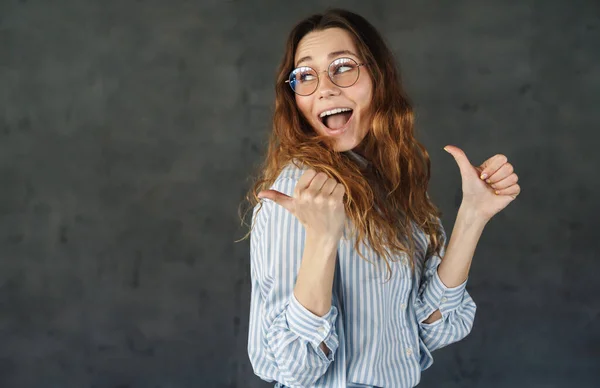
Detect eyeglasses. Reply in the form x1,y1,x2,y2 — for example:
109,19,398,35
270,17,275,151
285,57,367,96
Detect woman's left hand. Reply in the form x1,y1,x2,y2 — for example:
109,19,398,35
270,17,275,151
444,145,521,223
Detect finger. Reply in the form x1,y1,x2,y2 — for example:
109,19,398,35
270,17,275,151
320,178,339,195
444,145,474,178
494,184,521,197
489,173,518,190
332,183,346,199
295,169,318,196
486,162,514,184
257,189,294,212
305,172,329,195
480,154,508,180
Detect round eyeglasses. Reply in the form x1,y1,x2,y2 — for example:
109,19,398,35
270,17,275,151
285,57,367,96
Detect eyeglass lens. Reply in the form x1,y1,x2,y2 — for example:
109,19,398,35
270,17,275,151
288,57,361,96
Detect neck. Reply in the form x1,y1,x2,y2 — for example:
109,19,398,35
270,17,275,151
345,149,369,170
351,143,367,159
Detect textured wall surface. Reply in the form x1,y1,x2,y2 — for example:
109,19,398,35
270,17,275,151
1,0,599,387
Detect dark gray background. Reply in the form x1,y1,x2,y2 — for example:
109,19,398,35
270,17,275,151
1,0,598,387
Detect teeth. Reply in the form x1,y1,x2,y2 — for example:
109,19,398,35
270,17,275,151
319,108,352,118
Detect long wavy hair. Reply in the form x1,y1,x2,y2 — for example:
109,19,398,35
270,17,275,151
238,9,445,281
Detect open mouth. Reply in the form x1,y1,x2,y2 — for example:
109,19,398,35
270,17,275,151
318,107,353,132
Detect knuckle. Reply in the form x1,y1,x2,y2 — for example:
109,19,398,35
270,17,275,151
313,195,325,205
303,169,316,180
300,191,313,201
330,192,343,202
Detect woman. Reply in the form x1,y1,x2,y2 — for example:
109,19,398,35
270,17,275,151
242,9,520,388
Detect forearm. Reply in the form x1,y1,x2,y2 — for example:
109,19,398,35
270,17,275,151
293,231,338,354
424,206,486,324
294,231,338,315
437,205,487,288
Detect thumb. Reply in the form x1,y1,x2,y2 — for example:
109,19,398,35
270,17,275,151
258,190,294,213
443,145,474,177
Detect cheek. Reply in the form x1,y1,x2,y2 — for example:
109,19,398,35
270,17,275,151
295,96,313,120
355,91,372,119
351,80,373,112
353,85,373,132
361,83,374,107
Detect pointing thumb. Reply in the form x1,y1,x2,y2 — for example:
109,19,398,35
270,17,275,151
258,189,294,214
444,145,473,177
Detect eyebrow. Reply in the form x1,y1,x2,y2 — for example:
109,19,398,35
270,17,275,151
295,50,359,67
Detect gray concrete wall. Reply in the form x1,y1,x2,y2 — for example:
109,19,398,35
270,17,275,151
1,0,598,387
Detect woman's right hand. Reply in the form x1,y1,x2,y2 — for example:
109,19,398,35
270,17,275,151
257,169,347,241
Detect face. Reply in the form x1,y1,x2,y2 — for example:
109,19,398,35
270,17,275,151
293,28,373,152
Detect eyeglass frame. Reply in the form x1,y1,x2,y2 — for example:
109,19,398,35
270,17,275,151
284,57,368,96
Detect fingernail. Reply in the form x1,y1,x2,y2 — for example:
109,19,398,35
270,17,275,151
480,173,488,180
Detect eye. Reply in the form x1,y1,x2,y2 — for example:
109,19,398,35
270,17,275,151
291,66,317,84
331,58,357,75
299,72,316,82
333,64,354,74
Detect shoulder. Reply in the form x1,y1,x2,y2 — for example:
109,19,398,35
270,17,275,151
269,160,309,196
251,160,308,233
275,160,309,182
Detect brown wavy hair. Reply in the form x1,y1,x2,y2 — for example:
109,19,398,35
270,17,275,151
238,9,445,281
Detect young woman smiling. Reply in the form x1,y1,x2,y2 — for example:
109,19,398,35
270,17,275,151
243,9,520,388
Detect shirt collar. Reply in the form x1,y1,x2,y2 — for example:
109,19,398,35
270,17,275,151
345,150,370,169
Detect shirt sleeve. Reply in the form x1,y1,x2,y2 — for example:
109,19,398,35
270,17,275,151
247,176,339,387
414,223,477,353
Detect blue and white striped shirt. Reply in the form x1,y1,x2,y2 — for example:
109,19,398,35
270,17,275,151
247,161,476,388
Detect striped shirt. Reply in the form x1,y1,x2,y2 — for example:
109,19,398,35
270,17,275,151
247,160,476,388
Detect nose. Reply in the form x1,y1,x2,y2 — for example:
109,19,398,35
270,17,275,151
317,72,341,99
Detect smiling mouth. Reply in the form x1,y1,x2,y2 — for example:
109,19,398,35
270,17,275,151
319,108,354,131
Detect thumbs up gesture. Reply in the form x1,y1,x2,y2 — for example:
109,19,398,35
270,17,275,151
258,169,347,240
444,145,521,223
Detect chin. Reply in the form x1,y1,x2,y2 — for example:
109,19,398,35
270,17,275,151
331,137,362,152
311,118,367,152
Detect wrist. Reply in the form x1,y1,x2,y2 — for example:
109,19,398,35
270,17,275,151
305,229,340,250
456,204,489,230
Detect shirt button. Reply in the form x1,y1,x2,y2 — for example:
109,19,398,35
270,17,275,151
400,303,407,310
405,347,413,356
441,297,448,303
317,326,326,334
